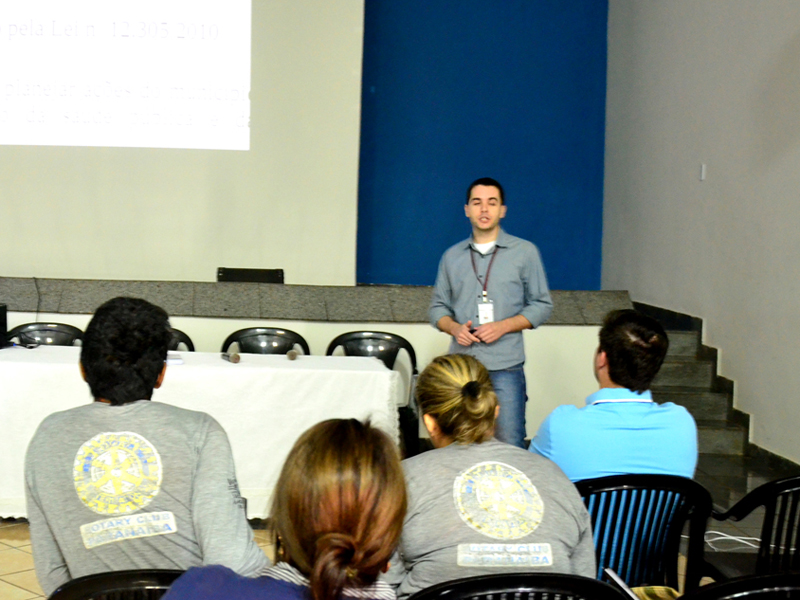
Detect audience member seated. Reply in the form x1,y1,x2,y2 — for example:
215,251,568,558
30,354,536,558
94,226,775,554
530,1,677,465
25,297,268,596
163,418,407,600
529,309,698,481
384,354,595,600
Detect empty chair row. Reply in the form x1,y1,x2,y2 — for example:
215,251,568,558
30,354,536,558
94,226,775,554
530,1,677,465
6,322,194,352
6,322,417,372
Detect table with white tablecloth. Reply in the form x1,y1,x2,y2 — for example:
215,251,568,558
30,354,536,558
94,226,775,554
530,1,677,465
0,345,403,518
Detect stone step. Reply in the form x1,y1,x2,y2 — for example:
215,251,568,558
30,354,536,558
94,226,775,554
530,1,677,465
652,358,715,389
651,388,729,422
666,330,700,358
697,421,747,455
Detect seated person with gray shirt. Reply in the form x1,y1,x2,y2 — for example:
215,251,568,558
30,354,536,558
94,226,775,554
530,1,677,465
25,297,268,596
384,354,594,600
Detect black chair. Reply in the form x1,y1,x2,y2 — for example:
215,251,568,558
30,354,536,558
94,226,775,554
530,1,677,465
576,474,713,592
49,569,183,600
682,573,800,600
326,331,418,373
168,328,195,352
407,573,629,600
7,322,83,346
326,331,419,456
221,327,310,355
705,475,800,580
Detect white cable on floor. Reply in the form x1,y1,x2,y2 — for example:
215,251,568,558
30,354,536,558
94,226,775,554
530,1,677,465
704,530,760,552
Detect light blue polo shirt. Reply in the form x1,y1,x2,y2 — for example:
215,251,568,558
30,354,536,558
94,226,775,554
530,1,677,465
529,387,698,482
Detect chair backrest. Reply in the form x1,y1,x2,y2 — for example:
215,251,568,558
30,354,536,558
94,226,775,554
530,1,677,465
681,573,800,600
221,327,310,355
407,573,629,600
576,474,713,592
325,331,417,373
718,475,800,575
7,322,83,346
168,328,195,352
49,569,183,600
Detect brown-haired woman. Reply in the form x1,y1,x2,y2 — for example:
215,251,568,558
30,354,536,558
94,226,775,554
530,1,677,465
383,354,595,599
164,419,407,600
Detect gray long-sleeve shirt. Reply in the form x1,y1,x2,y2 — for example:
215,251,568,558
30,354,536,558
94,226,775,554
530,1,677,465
429,229,553,371
384,439,595,599
25,400,268,596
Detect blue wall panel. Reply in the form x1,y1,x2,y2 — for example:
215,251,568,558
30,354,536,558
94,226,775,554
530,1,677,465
357,1,607,290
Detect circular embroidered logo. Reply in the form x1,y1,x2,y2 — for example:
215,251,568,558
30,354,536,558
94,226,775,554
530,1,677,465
73,432,163,515
453,461,544,540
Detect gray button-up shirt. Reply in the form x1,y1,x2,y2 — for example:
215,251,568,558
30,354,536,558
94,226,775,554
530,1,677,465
429,229,553,371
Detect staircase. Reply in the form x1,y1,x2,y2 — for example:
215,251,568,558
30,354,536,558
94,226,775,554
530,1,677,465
636,305,748,455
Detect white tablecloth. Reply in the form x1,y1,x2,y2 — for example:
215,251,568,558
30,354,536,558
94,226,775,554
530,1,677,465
0,345,402,518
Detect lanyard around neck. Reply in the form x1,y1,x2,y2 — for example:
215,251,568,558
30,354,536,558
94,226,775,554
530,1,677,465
470,246,499,300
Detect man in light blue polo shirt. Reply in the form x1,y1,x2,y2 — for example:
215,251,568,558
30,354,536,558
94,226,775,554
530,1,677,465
430,177,552,448
529,309,697,481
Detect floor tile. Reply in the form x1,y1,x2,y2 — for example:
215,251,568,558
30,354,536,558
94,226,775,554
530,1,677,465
0,548,35,577
0,579,39,600
0,524,31,548
2,571,43,596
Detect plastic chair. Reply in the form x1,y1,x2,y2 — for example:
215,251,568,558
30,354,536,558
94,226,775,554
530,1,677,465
49,569,183,600
682,573,800,600
7,322,83,346
576,474,713,592
407,573,629,600
326,331,418,373
326,331,419,456
221,327,310,355
705,475,800,580
168,328,195,352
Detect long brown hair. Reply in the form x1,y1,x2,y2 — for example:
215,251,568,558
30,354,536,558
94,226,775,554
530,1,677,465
271,419,407,600
415,354,498,444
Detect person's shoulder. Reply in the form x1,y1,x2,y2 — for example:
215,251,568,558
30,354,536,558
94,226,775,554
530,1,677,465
461,441,578,493
651,401,698,427
498,230,538,250
29,404,92,438
543,403,583,424
402,445,449,474
165,565,240,599
142,403,229,444
441,237,471,258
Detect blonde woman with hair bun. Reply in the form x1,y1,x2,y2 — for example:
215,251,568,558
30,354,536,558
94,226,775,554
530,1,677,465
165,419,406,600
384,354,595,599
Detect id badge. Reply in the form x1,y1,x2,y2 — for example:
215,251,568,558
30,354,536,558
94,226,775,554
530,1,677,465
478,300,494,325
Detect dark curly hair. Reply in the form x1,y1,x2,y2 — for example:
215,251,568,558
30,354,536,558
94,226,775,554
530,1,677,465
80,297,171,405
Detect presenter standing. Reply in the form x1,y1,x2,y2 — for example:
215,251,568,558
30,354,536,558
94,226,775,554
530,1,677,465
429,178,552,448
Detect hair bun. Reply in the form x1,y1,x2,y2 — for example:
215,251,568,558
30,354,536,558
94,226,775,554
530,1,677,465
461,380,480,399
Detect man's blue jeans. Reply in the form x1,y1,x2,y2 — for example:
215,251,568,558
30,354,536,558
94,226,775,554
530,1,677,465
488,363,527,448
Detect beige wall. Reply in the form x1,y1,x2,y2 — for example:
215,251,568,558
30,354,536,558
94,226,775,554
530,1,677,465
8,311,600,437
604,1,800,461
0,1,364,285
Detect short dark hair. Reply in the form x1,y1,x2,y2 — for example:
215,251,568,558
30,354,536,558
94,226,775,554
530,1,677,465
80,297,171,405
599,309,669,393
466,177,504,205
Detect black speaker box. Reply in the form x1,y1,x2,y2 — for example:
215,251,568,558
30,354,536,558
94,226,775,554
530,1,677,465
0,304,7,348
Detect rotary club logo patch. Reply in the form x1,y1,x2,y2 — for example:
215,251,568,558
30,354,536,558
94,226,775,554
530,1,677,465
73,432,163,515
454,461,544,540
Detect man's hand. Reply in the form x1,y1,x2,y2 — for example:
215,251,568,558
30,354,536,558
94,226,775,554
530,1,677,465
438,316,480,346
454,320,481,346
474,315,533,344
474,320,509,344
